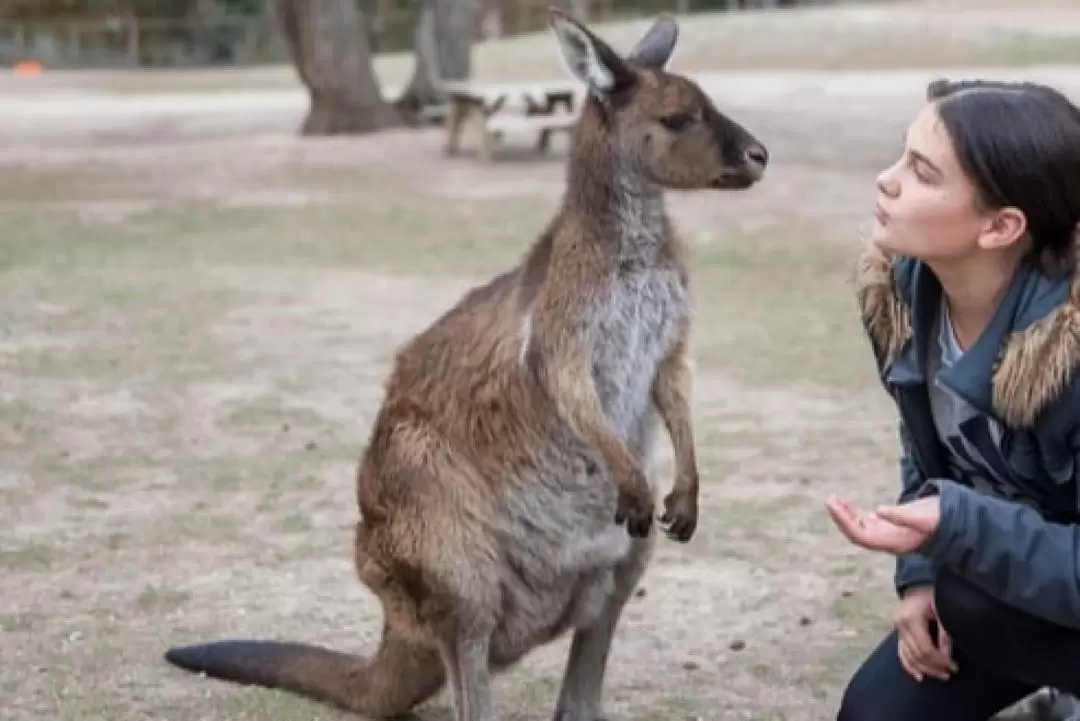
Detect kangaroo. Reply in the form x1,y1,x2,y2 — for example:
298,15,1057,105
164,8,768,721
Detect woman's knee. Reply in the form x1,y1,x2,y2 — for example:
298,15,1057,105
836,634,914,721
837,669,914,721
837,672,878,721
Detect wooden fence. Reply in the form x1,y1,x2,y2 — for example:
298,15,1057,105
0,0,825,68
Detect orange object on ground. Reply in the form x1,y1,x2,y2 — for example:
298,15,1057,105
13,60,43,75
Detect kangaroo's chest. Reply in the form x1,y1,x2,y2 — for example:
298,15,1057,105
589,261,689,433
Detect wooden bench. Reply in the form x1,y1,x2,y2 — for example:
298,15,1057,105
439,79,583,161
484,110,579,157
419,103,449,125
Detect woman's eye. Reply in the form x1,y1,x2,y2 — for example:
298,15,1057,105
660,114,694,132
910,158,930,183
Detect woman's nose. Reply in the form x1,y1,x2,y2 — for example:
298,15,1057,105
876,168,900,198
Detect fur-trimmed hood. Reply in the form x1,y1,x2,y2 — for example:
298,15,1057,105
855,242,1080,429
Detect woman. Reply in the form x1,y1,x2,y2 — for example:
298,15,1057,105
825,77,1080,720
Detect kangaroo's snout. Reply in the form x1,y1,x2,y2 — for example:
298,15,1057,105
743,142,769,179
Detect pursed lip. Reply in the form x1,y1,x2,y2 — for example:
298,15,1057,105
874,202,889,224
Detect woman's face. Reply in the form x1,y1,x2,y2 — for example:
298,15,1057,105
871,102,987,261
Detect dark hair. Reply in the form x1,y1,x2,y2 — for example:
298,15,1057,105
927,78,1080,276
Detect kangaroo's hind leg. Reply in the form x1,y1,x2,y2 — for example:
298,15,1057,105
552,536,653,721
439,628,499,721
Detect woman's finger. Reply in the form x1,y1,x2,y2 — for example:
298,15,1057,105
903,618,952,679
825,495,862,526
900,616,936,661
903,624,953,681
904,641,949,681
875,504,919,528
897,639,923,682
824,499,863,542
917,651,952,681
877,500,938,535
825,496,886,550
831,495,861,517
936,623,958,673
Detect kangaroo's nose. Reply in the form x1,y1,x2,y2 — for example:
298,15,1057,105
745,143,769,172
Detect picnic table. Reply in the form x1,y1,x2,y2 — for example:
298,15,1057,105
439,78,583,161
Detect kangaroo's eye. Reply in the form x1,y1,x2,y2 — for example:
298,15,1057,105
660,113,694,132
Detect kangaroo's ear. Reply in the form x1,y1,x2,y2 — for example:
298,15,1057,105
548,7,634,97
627,12,678,70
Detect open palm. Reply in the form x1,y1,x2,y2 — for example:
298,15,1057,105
825,494,931,554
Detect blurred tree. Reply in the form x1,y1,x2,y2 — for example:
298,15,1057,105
394,0,477,125
1,0,97,18
274,0,399,134
0,0,261,19
216,0,262,13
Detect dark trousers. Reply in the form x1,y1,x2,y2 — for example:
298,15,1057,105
837,568,1080,721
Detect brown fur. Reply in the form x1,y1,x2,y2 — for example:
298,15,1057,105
164,9,767,721
856,241,1080,428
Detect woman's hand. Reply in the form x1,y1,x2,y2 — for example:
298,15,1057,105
824,494,940,554
894,585,957,682
826,495,955,680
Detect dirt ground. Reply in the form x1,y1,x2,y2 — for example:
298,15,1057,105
3,2,1080,720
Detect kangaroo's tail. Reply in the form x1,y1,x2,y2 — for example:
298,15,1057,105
164,635,444,717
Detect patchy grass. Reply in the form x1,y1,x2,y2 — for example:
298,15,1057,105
0,147,898,720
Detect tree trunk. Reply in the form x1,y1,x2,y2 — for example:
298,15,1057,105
274,0,398,135
431,0,476,83
394,0,477,125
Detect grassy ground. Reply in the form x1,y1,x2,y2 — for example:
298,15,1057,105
3,1,1078,719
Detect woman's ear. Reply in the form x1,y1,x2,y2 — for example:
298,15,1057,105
977,206,1028,252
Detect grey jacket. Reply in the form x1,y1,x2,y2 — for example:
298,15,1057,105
856,243,1080,629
